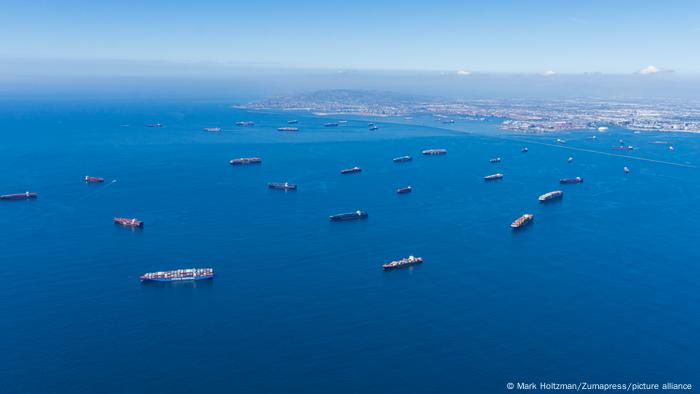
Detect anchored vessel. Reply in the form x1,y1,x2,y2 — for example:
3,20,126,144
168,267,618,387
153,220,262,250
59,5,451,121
422,149,447,155
113,217,143,228
329,210,368,221
393,155,412,163
277,127,299,132
268,182,297,191
235,121,255,126
560,177,583,184
511,214,534,229
340,166,362,174
230,157,262,165
490,157,501,163
397,186,412,194
324,122,339,127
203,127,222,132
539,190,563,202
613,145,635,151
140,268,214,282
383,255,423,270
85,176,104,183
1,192,38,200
484,173,503,181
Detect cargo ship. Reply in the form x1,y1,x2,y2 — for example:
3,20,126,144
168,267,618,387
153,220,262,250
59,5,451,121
203,127,222,132
329,210,368,221
511,214,534,229
560,177,583,184
484,173,503,181
613,145,635,151
1,192,38,200
324,122,339,127
146,123,163,128
393,155,412,163
277,127,299,132
235,121,255,126
230,157,262,165
539,190,563,202
489,157,501,163
397,186,412,194
113,217,143,228
383,255,423,270
340,166,362,174
268,182,297,191
140,268,214,282
85,176,104,183
422,149,447,155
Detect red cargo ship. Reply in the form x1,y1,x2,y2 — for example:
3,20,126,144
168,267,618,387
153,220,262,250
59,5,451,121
113,217,144,228
85,176,104,183
230,157,262,165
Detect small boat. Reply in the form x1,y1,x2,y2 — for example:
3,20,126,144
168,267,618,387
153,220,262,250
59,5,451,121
383,255,423,270
597,127,608,132
397,186,412,194
235,121,255,126
556,138,566,144
324,122,339,127
484,173,503,181
442,119,455,124
539,190,563,202
650,140,670,145
567,157,574,163
612,145,635,151
230,157,262,165
338,120,348,124
288,120,298,124
1,192,38,200
277,127,299,132
490,157,501,163
589,135,598,140
521,147,528,153
203,127,222,132
146,123,163,128
329,210,368,221
140,268,214,282
511,214,534,229
369,125,379,130
422,149,447,155
619,139,625,144
624,166,630,174
669,146,675,151
560,177,583,184
340,166,362,174
113,217,143,228
85,176,104,183
393,155,412,163
268,182,297,191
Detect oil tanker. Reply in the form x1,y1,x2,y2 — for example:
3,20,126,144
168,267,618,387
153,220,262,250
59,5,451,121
511,214,534,229
230,157,262,165
1,192,38,200
329,210,368,221
539,190,563,202
140,268,214,282
383,255,423,270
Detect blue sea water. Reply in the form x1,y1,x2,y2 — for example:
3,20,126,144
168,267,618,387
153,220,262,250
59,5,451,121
1,99,699,393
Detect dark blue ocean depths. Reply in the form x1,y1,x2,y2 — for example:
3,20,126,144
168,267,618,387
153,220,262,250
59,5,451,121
1,99,699,393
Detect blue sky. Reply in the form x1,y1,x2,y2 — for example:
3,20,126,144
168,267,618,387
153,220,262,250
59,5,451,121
2,0,699,74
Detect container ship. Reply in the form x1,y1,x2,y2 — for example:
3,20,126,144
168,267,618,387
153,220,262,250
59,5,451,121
340,166,362,174
268,182,297,191
1,192,38,200
235,121,255,126
613,146,635,151
277,127,299,132
539,190,563,202
140,268,214,282
85,176,104,183
203,127,222,132
560,177,583,184
383,255,423,270
230,157,262,165
113,217,144,228
511,214,534,229
324,122,339,127
397,186,412,194
393,155,412,163
422,149,447,155
329,210,368,221
484,173,503,181
489,157,502,163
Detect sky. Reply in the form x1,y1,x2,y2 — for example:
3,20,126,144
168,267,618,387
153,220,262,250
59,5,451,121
2,0,700,75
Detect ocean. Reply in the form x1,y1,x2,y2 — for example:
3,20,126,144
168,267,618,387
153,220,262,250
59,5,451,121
1,99,699,393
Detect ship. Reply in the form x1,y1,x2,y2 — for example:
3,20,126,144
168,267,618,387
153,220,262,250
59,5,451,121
422,149,447,155
442,119,455,124
203,127,222,132
113,217,143,228
560,177,583,184
140,268,214,282
235,121,255,126
369,125,379,131
490,157,501,163
522,147,528,153
556,138,566,144
397,186,412,194
146,123,163,128
324,122,339,127
624,166,630,173
612,145,635,151
268,182,297,191
567,157,574,163
650,140,670,145
393,155,412,163
484,173,503,181
539,190,563,202
338,120,348,124
1,192,38,200
230,157,262,165
383,255,423,270
85,176,104,183
277,127,299,132
288,120,299,124
589,135,598,140
669,146,675,151
340,166,362,174
511,214,534,229
329,210,368,221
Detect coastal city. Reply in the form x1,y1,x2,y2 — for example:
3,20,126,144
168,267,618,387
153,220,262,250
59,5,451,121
240,90,700,134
